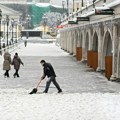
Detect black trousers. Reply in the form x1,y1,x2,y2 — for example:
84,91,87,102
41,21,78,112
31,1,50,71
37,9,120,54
44,76,62,92
14,69,19,77
4,70,9,77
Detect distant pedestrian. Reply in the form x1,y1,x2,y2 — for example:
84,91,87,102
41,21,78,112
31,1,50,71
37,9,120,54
24,39,27,47
12,53,24,78
3,51,11,78
26,31,29,39
40,60,62,93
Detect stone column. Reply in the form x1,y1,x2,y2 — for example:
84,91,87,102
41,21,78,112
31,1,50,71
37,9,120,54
81,30,86,61
73,31,77,55
97,26,103,72
63,32,66,50
60,32,63,48
110,23,118,80
66,32,69,52
64,32,67,51
117,37,120,78
67,32,70,53
89,29,92,50
70,31,73,54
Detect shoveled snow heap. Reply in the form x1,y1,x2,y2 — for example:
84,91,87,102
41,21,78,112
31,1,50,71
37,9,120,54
0,88,120,120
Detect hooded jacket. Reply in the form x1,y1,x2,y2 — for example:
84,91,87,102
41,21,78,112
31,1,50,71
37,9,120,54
3,52,11,70
12,55,23,70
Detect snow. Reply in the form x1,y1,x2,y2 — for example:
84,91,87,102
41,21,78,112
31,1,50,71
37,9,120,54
1,41,120,120
35,3,50,7
0,89,120,120
35,3,62,8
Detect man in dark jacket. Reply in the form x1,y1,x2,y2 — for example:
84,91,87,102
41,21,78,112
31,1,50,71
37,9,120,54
40,60,62,93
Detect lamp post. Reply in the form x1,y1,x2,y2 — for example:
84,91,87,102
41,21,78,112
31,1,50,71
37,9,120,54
73,0,74,12
82,0,84,7
0,9,2,53
6,15,9,46
42,14,48,35
66,0,69,17
62,1,65,18
93,0,96,8
14,21,17,43
2,19,6,41
62,1,65,12
11,19,14,43
26,15,31,29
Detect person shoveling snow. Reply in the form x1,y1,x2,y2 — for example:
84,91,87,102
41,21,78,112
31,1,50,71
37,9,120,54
29,60,62,94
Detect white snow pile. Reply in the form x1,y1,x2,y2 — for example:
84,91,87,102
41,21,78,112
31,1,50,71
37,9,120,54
35,3,50,7
0,88,120,120
35,3,62,8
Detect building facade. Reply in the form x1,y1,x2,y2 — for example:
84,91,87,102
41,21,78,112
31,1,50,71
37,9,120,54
60,0,120,81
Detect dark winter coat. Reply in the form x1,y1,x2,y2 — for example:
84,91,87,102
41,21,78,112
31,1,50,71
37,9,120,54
3,52,11,70
12,55,23,70
43,63,56,78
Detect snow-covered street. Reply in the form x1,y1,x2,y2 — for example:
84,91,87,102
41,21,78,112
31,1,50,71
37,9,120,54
0,39,120,120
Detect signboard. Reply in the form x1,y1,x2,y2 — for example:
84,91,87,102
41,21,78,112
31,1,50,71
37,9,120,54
95,9,114,15
56,25,63,29
68,21,78,24
77,17,89,21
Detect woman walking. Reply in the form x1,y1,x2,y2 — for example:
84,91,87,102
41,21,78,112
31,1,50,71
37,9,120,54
12,53,24,78
3,51,11,78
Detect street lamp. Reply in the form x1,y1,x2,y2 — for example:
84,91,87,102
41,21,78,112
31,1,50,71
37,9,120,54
0,9,2,54
62,1,65,12
66,0,69,17
73,0,74,12
11,19,14,43
93,0,96,8
6,15,9,46
2,19,6,41
42,14,48,35
26,15,31,29
62,1,65,18
14,21,17,43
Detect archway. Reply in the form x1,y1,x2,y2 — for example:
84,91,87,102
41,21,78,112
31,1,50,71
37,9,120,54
93,32,98,52
91,32,99,70
103,31,113,79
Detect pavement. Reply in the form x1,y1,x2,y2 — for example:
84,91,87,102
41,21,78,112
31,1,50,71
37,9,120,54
1,38,120,120
0,39,120,93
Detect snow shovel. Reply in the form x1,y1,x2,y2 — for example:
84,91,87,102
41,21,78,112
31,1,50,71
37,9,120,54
29,79,42,94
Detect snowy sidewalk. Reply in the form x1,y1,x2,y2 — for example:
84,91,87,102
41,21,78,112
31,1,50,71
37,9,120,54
0,41,120,120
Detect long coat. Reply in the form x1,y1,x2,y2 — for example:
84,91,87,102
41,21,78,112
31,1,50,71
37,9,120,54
3,52,11,70
12,55,23,70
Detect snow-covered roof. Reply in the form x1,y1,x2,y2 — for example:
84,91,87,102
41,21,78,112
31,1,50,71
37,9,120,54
35,3,50,7
32,3,62,8
0,4,21,16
